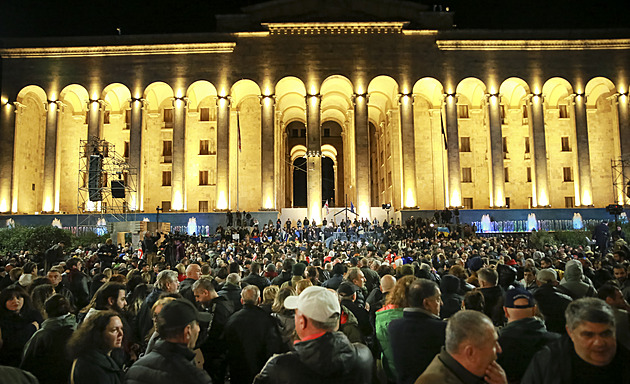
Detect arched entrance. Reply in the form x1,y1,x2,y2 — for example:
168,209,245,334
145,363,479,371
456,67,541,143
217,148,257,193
322,156,335,206
292,157,307,207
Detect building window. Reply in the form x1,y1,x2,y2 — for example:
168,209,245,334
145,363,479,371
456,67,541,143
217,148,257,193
125,110,131,130
463,198,473,209
300,129,306,137
500,105,507,125
200,107,210,121
162,171,171,186
559,105,569,119
528,197,533,208
524,137,530,153
163,108,173,128
324,128,330,137
504,167,510,182
387,171,392,187
123,141,129,158
561,136,571,152
563,167,573,182
522,104,528,119
565,196,575,208
162,140,172,156
103,111,110,124
526,167,532,182
457,105,469,119
161,201,171,211
505,197,510,208
462,167,472,183
199,170,209,186
199,140,209,155
199,201,209,212
460,137,471,152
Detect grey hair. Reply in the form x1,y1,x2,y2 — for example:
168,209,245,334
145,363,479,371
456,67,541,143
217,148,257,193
241,285,260,305
310,313,340,332
226,272,241,285
445,310,494,354
536,268,557,284
155,270,178,290
565,297,615,331
192,277,215,292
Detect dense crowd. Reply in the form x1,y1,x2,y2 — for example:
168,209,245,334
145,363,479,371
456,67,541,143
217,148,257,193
0,216,629,384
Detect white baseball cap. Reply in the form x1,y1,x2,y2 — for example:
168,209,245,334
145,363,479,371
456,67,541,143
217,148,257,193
284,286,341,323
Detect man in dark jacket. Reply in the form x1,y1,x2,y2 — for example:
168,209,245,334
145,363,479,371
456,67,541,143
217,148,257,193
439,274,463,319
224,285,284,384
125,299,212,384
178,263,202,304
522,298,630,384
66,258,90,311
218,273,243,312
497,287,560,383
532,269,573,334
193,277,234,384
322,263,345,290
388,279,447,384
253,286,373,384
478,268,506,326
242,262,271,293
271,259,294,286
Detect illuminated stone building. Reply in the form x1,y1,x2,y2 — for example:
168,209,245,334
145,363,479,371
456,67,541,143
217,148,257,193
1,0,629,224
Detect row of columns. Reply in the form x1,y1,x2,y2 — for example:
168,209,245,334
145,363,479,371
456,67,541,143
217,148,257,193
1,88,630,214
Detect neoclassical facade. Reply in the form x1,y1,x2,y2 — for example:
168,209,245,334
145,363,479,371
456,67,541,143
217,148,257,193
1,0,629,223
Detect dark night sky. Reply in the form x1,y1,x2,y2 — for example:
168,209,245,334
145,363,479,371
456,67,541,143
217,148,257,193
1,0,628,38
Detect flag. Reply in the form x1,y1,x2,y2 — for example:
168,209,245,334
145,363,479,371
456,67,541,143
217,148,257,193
324,199,329,215
237,110,242,152
440,111,448,150
350,201,355,213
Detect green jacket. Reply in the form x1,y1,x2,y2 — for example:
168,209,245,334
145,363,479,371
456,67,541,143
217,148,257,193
375,305,404,380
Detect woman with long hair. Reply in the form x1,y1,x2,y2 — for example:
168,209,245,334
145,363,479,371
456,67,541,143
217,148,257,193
0,286,42,367
271,286,297,348
68,310,124,384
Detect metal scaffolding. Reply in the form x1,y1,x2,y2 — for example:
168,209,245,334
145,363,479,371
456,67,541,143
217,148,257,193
77,136,138,227
611,156,630,206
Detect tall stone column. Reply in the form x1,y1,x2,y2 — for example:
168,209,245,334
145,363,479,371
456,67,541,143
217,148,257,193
444,94,462,207
129,98,144,211
527,94,549,206
87,99,102,139
171,97,187,211
0,101,17,213
216,96,230,210
399,93,417,208
615,93,630,204
354,93,371,218
571,94,593,206
261,95,275,210
486,94,505,207
306,93,322,223
42,100,60,212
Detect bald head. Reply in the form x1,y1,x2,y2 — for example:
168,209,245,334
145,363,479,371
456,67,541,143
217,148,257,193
381,275,396,293
241,285,260,305
186,264,202,280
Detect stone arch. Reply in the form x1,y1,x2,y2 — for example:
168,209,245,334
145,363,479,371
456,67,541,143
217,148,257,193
542,77,573,108
499,78,531,108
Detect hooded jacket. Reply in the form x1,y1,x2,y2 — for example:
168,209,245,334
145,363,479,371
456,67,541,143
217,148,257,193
559,261,596,299
440,275,463,319
253,331,372,384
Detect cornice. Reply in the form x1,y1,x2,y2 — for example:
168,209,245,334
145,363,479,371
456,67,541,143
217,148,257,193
261,22,409,35
0,42,236,59
436,38,630,51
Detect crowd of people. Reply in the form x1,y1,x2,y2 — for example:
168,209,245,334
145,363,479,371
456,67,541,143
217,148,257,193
0,215,628,384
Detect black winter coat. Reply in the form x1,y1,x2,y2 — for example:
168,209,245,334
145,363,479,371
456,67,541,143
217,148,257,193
388,309,447,384
224,304,285,384
125,340,212,384
253,331,373,384
71,350,123,384
532,283,573,334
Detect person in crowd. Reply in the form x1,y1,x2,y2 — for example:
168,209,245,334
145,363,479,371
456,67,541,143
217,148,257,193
260,285,278,314
271,286,297,349
0,286,41,367
477,268,505,326
242,262,271,293
416,310,507,384
136,270,178,340
125,299,212,384
80,282,127,322
271,259,294,286
224,285,285,384
253,286,373,383
522,297,630,383
597,284,630,350
497,287,560,383
559,260,597,299
532,269,573,334
21,294,77,384
141,232,161,268
519,266,538,291
389,279,446,384
374,275,416,382
322,263,345,290
337,281,371,341
68,310,124,384
192,277,234,384
30,284,54,320
439,274,463,319
368,274,396,329
66,258,90,310
47,267,75,310
178,263,202,304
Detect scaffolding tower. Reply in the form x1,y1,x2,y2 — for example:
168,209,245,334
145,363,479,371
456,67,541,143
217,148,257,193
77,136,138,227
611,156,630,206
